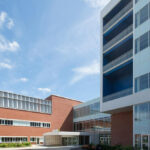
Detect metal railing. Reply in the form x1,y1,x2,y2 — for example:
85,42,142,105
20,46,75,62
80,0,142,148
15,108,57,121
103,88,133,102
103,25,133,52
103,1,133,32
103,50,133,73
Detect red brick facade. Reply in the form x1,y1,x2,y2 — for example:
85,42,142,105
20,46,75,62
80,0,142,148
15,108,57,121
111,110,133,146
0,95,81,142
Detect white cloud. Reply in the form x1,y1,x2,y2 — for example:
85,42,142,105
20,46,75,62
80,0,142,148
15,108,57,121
0,12,7,28
84,0,110,8
7,18,14,29
19,78,28,82
0,62,13,69
70,60,100,84
38,88,51,93
0,35,19,52
0,11,14,29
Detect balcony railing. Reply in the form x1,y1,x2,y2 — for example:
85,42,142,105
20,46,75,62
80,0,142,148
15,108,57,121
103,25,133,53
103,88,133,102
103,50,133,73
103,1,133,33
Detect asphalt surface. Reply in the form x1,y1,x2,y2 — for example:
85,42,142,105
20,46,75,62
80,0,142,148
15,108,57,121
26,148,83,150
25,146,83,150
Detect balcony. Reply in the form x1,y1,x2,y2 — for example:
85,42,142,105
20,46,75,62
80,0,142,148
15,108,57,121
103,1,133,33
103,88,133,102
103,25,133,53
103,50,133,73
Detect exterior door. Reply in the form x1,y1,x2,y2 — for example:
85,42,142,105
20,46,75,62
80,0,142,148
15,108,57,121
37,138,40,144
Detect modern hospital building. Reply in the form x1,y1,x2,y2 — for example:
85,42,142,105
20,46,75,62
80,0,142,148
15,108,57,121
0,90,110,146
0,91,81,144
101,0,150,148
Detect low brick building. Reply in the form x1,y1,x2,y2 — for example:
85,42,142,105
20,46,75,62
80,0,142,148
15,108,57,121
0,91,81,144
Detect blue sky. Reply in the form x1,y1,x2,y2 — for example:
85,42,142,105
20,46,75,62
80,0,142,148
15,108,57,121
0,0,110,102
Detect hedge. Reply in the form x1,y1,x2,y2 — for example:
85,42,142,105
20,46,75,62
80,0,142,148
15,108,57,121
0,142,31,148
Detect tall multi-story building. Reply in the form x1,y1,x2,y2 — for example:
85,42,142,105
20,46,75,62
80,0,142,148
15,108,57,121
73,98,111,145
101,0,150,148
0,91,81,144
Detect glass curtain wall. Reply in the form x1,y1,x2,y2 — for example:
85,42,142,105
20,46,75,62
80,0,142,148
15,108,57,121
134,102,150,150
0,91,51,114
74,102,100,119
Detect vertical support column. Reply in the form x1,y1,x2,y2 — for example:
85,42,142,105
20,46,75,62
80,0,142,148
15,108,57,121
133,105,135,147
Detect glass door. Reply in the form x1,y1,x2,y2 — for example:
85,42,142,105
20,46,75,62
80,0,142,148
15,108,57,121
36,138,40,144
142,135,148,150
135,134,141,149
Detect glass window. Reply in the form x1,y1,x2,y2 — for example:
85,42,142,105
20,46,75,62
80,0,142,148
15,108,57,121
14,100,18,109
26,101,29,110
149,3,150,19
142,135,148,150
0,91,3,97
139,103,149,120
140,5,149,25
18,100,22,109
149,31,150,47
37,104,40,112
140,74,149,91
135,12,140,28
149,73,150,88
22,96,25,101
41,105,45,113
18,95,21,100
135,74,149,92
135,134,141,149
22,101,26,110
30,102,34,111
135,0,139,4
45,105,48,113
140,32,148,51
135,38,140,54
4,98,8,107
48,106,51,114
4,92,7,97
0,98,4,107
9,99,13,108
33,103,36,111
14,94,17,99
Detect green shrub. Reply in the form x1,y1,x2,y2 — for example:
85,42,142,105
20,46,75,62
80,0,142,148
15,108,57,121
0,142,31,148
96,144,135,150
0,143,8,147
22,142,31,146
122,146,134,150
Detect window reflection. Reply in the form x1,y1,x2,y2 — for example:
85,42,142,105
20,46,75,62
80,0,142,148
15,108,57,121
0,91,52,114
74,102,100,118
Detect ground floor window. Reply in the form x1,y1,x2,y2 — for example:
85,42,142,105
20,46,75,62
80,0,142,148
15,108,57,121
30,137,43,144
62,136,89,146
62,136,79,146
0,137,27,143
100,134,111,145
135,134,149,150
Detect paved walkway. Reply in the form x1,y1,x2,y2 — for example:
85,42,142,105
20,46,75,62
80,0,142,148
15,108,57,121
0,145,83,150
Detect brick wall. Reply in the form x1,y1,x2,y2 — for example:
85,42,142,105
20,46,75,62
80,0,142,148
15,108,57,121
111,110,133,146
0,95,81,142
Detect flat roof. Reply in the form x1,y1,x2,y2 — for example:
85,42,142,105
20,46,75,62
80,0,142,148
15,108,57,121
43,131,90,136
73,97,100,109
46,95,82,103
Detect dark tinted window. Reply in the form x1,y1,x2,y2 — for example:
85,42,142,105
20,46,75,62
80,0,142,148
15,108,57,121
140,74,148,91
140,5,149,24
140,32,148,51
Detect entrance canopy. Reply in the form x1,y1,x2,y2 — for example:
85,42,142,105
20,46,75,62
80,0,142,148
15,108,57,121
43,131,90,146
